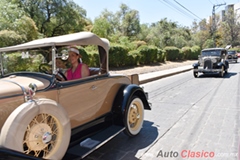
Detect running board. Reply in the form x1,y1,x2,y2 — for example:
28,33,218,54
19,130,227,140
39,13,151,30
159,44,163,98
63,125,125,159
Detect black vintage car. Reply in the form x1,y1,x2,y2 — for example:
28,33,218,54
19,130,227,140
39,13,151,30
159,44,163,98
192,48,229,77
226,50,238,63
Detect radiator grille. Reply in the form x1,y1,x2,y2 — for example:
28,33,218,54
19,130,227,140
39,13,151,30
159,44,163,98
204,59,212,69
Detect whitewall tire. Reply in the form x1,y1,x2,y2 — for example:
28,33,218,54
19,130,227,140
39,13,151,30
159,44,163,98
0,98,71,160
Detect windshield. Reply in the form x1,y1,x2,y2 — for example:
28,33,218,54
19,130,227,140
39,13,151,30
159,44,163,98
0,47,71,77
0,49,50,76
201,50,221,57
227,51,236,55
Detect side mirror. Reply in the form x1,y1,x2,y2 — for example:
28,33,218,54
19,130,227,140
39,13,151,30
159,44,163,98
60,50,69,60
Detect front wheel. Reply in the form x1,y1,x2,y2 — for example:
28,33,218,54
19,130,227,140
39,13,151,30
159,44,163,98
225,68,228,74
124,96,144,137
193,71,198,78
219,66,224,77
0,99,71,160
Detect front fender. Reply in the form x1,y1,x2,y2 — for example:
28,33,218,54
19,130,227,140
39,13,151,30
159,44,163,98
217,62,228,69
112,84,150,125
217,62,224,67
122,84,151,111
192,63,199,68
225,60,229,69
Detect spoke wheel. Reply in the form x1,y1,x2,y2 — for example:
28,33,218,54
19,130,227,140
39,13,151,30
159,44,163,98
0,99,70,160
124,96,144,137
23,113,61,158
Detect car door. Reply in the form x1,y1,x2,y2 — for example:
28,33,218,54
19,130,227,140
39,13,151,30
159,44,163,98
57,75,130,128
56,78,105,128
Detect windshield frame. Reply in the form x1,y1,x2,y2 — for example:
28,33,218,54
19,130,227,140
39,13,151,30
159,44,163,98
52,46,57,75
201,50,221,57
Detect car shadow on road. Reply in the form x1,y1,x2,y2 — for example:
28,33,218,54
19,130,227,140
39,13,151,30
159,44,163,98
197,72,237,79
84,120,158,160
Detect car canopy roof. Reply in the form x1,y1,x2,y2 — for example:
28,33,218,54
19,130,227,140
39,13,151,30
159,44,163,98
202,48,226,52
0,32,110,53
0,32,110,73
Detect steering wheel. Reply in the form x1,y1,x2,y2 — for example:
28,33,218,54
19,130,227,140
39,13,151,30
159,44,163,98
39,63,51,74
39,63,67,81
56,70,67,81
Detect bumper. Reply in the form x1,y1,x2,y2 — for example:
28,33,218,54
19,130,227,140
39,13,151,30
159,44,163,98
227,58,237,62
194,68,222,73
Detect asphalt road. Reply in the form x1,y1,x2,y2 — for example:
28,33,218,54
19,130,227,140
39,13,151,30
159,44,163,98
84,62,240,160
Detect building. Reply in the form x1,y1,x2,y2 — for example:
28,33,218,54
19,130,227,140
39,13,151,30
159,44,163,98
218,2,240,22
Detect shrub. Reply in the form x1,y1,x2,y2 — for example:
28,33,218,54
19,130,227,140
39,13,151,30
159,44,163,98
178,50,184,60
109,45,128,67
181,46,191,60
131,41,147,49
128,50,141,66
88,52,99,67
157,49,165,62
138,45,158,65
191,45,201,60
164,46,180,61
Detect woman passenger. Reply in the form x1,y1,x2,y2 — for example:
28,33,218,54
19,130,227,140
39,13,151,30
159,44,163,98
65,46,90,80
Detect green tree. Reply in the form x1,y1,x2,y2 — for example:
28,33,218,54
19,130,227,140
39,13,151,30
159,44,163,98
95,4,141,42
14,15,38,41
0,30,23,47
143,18,191,48
220,8,240,47
203,39,214,48
118,4,140,38
0,0,38,45
13,0,87,37
191,19,212,48
136,24,149,43
92,17,112,38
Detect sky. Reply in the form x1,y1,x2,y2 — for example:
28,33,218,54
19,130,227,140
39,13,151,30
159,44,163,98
74,0,240,27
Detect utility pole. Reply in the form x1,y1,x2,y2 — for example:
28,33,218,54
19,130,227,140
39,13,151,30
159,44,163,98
212,3,226,47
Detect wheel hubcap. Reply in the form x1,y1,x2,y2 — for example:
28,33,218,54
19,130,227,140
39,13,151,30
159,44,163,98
129,104,140,128
27,124,52,150
23,113,59,157
42,132,52,144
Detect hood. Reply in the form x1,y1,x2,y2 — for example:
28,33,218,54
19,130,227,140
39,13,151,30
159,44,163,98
202,56,219,59
202,56,220,62
0,75,50,97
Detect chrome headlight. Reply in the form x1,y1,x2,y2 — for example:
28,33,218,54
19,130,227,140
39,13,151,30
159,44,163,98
211,58,217,63
24,83,37,101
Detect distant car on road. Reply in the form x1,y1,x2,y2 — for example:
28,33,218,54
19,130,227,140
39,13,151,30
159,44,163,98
192,48,229,77
226,50,238,63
